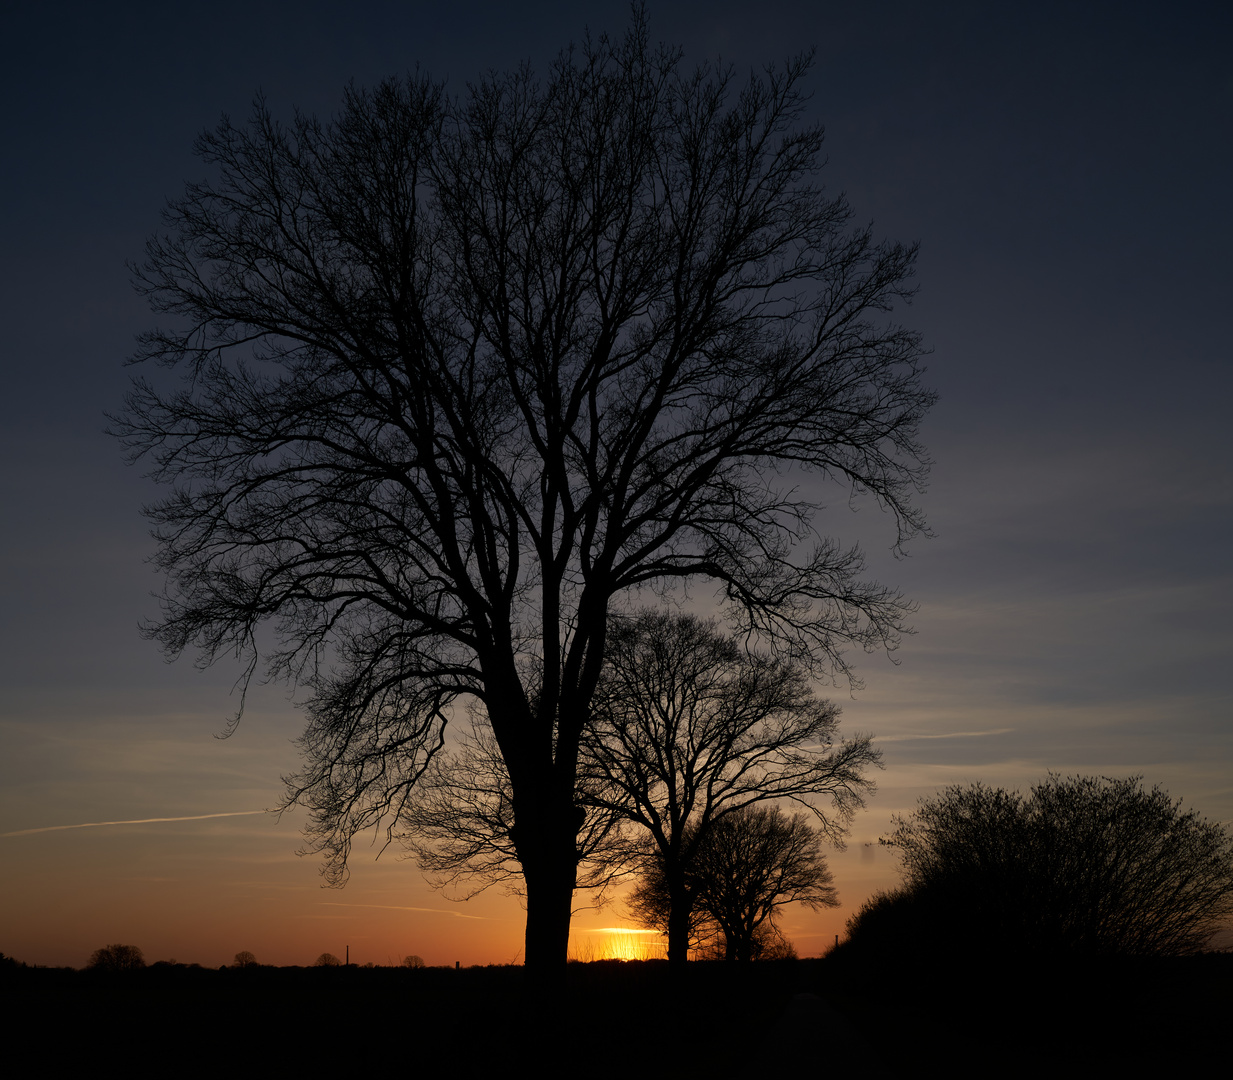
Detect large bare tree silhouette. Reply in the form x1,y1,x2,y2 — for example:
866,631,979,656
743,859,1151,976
115,11,932,969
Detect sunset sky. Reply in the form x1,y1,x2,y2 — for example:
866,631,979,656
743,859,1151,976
2,1,1229,968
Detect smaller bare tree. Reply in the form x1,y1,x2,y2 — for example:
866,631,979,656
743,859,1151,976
626,848,722,957
232,950,258,968
586,611,879,964
629,806,833,960
314,952,342,967
691,806,837,960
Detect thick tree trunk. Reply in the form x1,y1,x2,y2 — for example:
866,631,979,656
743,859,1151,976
523,857,576,970
725,933,740,961
666,878,693,966
515,786,582,973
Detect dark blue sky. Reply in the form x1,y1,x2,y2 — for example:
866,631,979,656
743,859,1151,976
2,1,1230,965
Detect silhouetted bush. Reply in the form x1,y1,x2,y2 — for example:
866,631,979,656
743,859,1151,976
847,774,1233,960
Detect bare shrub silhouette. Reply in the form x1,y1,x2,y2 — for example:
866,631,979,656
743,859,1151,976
852,774,1233,958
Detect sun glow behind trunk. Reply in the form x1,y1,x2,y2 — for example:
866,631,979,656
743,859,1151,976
569,928,666,962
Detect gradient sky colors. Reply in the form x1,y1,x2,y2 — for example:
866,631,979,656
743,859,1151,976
2,1,1230,968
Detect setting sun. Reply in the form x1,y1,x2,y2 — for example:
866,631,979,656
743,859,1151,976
571,928,665,962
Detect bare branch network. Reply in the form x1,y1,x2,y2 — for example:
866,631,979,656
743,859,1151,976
585,610,881,852
113,10,932,966
401,611,881,938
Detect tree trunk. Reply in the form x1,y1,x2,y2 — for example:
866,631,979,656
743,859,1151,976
666,878,693,966
522,856,576,971
515,785,582,973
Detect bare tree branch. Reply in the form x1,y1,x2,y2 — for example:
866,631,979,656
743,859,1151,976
111,9,929,968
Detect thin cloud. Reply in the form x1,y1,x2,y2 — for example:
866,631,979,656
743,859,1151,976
318,902,488,921
874,728,1015,743
590,927,660,935
1,809,269,838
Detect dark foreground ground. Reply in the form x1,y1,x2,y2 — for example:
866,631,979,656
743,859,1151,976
5,952,1229,1074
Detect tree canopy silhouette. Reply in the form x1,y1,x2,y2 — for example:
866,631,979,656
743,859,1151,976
113,10,932,969
853,774,1233,958
87,944,145,973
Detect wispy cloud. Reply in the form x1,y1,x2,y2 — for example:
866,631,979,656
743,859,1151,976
874,728,1015,743
1,810,269,838
318,902,488,921
590,927,660,935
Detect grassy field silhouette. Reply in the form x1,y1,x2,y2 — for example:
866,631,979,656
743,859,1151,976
5,951,1229,1072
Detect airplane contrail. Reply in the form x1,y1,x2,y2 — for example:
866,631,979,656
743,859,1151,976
1,809,270,838
873,727,1014,743
318,902,487,921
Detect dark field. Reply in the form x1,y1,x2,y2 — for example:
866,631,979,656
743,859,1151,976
6,953,1229,1073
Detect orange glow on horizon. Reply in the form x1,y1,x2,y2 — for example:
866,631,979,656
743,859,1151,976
570,927,666,962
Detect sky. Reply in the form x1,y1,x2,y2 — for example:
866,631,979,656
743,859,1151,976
1,0,1230,968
